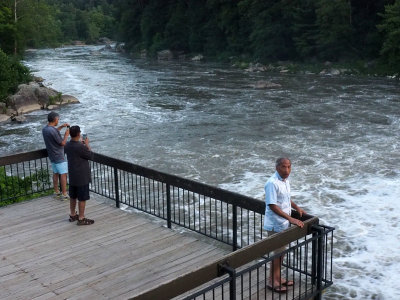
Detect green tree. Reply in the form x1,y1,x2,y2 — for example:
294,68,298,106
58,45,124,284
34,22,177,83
0,5,16,54
140,0,170,54
164,0,189,52
291,0,318,59
0,48,31,102
247,0,296,62
378,0,400,71
314,0,354,60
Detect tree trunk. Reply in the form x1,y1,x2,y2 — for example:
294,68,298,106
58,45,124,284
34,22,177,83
14,0,17,55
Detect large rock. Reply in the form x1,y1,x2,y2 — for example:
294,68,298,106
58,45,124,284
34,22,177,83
11,114,26,123
7,83,40,111
115,43,125,53
254,80,282,89
98,37,112,45
191,54,204,61
4,82,79,116
157,50,173,61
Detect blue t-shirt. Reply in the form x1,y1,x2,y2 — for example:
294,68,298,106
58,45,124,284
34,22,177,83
263,171,292,232
42,125,65,163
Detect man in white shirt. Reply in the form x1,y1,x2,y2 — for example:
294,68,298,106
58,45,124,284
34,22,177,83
264,157,306,292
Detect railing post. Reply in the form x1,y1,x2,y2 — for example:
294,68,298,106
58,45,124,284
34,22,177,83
166,184,171,228
114,167,120,208
232,204,237,251
312,230,317,284
218,263,236,300
312,225,324,300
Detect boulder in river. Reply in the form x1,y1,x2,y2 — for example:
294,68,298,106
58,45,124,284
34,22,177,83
191,54,204,61
0,78,80,123
254,80,282,89
157,50,173,61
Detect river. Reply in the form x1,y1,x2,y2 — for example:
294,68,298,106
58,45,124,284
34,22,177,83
1,45,399,299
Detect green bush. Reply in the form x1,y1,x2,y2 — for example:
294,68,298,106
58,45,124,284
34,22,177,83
0,48,31,103
0,166,52,207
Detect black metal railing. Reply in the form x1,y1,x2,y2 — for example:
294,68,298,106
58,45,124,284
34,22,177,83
134,222,334,300
177,225,334,300
0,149,52,206
90,152,267,250
0,149,334,300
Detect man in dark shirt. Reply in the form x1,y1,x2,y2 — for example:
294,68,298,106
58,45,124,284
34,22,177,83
42,111,69,200
64,126,94,225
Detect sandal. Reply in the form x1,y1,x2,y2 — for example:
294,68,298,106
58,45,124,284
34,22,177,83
69,212,79,222
282,279,294,286
77,218,94,226
267,283,287,293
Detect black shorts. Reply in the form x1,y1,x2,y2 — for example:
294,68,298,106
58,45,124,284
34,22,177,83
69,184,90,201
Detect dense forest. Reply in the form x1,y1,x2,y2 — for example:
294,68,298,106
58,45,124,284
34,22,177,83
1,0,400,102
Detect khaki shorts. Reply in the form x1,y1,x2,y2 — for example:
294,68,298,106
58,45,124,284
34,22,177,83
267,230,287,256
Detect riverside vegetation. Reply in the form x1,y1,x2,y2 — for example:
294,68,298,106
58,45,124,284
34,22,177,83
1,0,400,108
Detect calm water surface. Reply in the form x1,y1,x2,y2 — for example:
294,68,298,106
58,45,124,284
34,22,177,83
1,46,399,299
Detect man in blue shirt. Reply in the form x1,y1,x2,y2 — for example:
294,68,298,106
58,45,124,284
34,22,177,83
42,111,70,200
264,157,306,292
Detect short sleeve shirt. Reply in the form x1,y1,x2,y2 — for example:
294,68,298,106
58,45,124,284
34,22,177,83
64,141,93,186
263,171,291,232
42,125,65,163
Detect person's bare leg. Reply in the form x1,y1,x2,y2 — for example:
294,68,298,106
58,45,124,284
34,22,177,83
70,198,77,216
60,173,68,196
53,173,59,193
78,200,86,220
269,256,287,291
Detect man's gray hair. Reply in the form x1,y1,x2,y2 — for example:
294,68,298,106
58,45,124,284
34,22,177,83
276,157,291,167
47,111,59,122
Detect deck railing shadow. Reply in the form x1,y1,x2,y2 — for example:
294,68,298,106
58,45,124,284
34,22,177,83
0,149,334,300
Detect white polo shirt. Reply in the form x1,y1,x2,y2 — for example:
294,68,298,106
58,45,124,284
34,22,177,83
263,171,291,232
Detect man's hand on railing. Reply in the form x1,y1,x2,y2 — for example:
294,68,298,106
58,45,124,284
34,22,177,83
289,217,304,228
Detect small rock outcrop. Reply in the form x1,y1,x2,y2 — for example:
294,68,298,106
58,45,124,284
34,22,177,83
191,54,204,61
157,50,173,61
254,80,282,89
0,77,80,123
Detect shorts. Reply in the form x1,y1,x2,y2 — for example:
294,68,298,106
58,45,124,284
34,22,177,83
51,161,68,174
69,184,90,201
267,230,287,256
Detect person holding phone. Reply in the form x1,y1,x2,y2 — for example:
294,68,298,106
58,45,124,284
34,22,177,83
42,111,70,200
64,125,94,225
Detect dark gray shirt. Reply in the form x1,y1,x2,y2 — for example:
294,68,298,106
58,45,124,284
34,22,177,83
64,141,93,186
42,125,65,163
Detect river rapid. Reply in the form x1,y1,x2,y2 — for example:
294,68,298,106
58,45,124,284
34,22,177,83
1,45,399,299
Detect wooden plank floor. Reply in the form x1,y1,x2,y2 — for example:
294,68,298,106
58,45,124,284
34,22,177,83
0,195,231,300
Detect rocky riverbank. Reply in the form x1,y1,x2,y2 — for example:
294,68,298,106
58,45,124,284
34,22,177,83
0,76,79,123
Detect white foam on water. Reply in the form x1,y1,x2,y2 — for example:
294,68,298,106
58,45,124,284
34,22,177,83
220,168,400,299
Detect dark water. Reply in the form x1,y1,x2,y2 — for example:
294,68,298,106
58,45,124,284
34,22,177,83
1,45,399,299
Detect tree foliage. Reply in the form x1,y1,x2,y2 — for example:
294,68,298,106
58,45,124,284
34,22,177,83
0,0,400,77
378,0,400,71
112,0,397,68
0,48,31,102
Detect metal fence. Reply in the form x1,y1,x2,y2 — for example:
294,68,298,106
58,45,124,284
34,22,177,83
0,149,52,205
177,224,334,300
0,149,334,299
90,152,268,250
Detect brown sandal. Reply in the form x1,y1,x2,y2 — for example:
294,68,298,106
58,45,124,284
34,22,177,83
77,218,94,226
69,212,79,222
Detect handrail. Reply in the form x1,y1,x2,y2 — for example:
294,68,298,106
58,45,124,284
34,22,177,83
0,149,48,166
0,149,264,212
131,218,319,300
92,152,265,213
